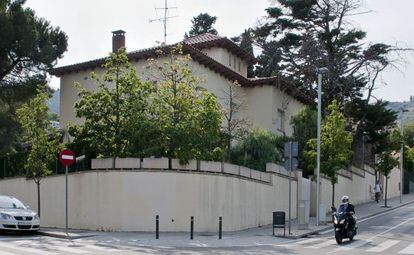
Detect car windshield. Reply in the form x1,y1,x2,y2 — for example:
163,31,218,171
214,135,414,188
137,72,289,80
0,196,26,209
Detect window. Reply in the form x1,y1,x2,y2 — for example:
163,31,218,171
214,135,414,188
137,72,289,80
229,55,232,67
276,109,285,132
238,61,241,72
234,58,236,69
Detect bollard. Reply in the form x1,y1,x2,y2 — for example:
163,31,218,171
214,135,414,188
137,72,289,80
156,215,159,239
219,216,222,239
190,216,194,240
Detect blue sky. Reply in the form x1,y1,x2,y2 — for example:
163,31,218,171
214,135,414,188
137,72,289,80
26,0,413,102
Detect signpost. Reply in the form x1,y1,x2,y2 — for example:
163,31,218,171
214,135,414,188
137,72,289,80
284,141,298,235
59,149,75,236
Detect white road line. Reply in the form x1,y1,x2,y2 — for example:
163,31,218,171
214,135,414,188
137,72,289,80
57,246,90,254
370,217,414,240
0,243,57,255
366,240,400,253
305,239,336,249
331,240,370,252
296,238,323,245
399,243,414,254
83,244,121,252
0,251,18,255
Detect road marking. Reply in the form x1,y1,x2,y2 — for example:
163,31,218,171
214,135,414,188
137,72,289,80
320,204,414,235
83,244,121,252
399,243,414,254
0,243,57,255
331,240,370,252
366,240,400,252
57,246,90,254
274,238,322,247
305,239,336,249
370,217,414,239
0,251,18,255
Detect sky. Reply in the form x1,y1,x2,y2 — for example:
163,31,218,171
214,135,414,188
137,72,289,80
25,0,414,102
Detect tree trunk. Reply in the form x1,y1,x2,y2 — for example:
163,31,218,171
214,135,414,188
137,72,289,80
385,176,388,207
332,183,335,208
37,182,41,217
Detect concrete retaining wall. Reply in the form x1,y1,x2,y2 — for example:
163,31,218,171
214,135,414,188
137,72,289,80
0,168,297,232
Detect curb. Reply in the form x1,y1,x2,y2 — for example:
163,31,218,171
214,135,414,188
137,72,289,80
37,230,95,240
279,199,414,239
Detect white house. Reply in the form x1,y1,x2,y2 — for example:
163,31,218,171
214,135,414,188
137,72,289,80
49,30,312,137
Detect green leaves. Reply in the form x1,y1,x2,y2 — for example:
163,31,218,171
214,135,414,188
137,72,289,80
16,85,62,183
184,13,218,38
305,101,353,184
72,46,223,163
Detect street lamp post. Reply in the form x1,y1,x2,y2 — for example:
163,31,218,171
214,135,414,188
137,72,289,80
316,67,328,226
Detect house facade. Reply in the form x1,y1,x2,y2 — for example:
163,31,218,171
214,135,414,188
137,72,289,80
50,31,312,137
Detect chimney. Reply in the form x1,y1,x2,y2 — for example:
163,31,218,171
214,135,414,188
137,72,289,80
112,30,126,53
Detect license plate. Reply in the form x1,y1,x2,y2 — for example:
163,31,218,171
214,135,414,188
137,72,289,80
18,221,31,225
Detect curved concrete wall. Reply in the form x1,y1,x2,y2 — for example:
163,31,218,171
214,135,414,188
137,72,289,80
0,170,297,232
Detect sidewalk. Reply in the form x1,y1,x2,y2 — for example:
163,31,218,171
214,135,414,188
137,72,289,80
38,193,414,247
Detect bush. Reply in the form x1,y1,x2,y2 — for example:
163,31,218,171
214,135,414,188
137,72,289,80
230,129,288,171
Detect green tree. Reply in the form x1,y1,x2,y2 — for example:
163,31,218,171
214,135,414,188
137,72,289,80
375,130,400,208
0,0,67,153
230,129,286,171
184,13,218,38
16,86,62,217
305,101,353,207
253,0,410,128
146,46,223,163
70,48,154,161
404,124,414,172
291,106,317,176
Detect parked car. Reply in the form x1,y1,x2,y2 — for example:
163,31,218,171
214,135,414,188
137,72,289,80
0,195,40,232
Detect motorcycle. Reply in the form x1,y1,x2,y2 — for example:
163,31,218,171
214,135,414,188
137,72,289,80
331,206,357,244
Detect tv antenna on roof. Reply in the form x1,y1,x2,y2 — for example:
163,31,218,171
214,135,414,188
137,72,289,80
149,0,178,45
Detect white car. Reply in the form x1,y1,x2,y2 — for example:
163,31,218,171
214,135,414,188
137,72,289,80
0,195,40,232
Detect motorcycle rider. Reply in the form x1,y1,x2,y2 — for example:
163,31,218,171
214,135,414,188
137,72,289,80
339,195,355,230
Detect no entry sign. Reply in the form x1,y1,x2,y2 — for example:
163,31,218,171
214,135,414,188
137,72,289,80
59,149,75,167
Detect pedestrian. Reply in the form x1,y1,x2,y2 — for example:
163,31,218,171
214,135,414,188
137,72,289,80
374,180,382,203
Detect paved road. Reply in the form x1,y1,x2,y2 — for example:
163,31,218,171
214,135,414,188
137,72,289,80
0,204,414,254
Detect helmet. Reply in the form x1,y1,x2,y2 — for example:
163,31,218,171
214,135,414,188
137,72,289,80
341,195,349,203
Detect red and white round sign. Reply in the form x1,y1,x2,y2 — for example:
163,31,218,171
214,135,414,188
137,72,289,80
59,149,75,167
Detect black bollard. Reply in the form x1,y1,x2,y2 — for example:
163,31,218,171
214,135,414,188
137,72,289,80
156,215,159,239
219,216,222,239
190,216,194,240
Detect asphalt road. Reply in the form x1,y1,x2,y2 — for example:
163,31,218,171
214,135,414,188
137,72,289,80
0,204,414,254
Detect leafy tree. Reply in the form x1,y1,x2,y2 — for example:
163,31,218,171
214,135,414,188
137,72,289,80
375,130,400,208
305,101,353,206
290,106,317,176
404,124,414,172
70,48,154,161
145,45,223,163
230,129,286,171
184,13,218,38
345,99,398,165
16,86,62,217
0,0,67,153
220,81,250,161
254,0,409,109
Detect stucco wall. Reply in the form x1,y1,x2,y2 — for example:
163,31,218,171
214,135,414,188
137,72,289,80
310,166,401,217
0,170,297,232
